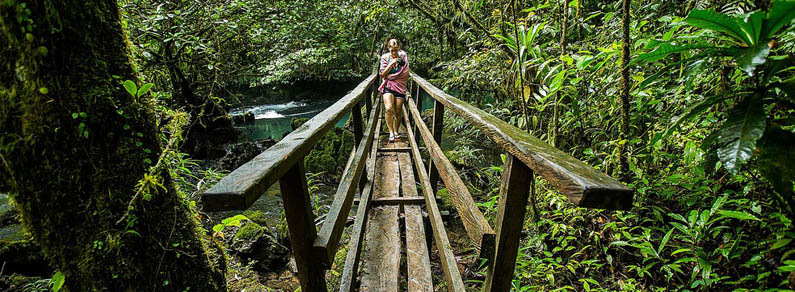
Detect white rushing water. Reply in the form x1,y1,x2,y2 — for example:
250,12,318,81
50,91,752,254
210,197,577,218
229,101,309,119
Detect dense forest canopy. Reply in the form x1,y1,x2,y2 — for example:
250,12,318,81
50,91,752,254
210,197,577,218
1,0,795,291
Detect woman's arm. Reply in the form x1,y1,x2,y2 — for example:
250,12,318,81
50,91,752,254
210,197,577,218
387,52,409,80
380,58,398,79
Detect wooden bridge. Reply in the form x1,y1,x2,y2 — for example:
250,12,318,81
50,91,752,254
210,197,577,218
202,72,633,291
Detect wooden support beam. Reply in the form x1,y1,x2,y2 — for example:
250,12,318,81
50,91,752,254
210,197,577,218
402,107,466,292
365,84,373,119
414,82,424,139
313,101,381,266
352,100,364,146
428,99,445,193
483,155,531,292
408,98,496,260
279,161,327,291
202,74,377,211
410,73,633,210
338,117,381,292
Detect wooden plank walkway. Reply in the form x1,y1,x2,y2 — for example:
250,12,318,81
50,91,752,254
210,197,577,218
359,137,435,291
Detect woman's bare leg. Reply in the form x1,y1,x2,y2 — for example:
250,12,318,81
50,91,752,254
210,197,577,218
383,93,396,135
394,97,404,135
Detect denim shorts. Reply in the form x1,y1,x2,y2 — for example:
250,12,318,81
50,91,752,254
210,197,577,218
383,87,405,99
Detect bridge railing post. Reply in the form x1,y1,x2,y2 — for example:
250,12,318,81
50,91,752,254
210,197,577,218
412,81,424,139
365,84,372,119
483,154,532,292
279,159,328,291
352,100,364,146
427,99,444,195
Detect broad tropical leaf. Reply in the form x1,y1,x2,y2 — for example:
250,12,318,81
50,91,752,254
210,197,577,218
763,0,795,39
686,9,752,45
638,43,716,62
717,94,766,174
736,11,765,45
651,93,734,146
757,126,795,197
734,42,771,75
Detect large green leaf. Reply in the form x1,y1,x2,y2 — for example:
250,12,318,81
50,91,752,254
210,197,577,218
763,0,795,39
650,93,734,146
734,42,771,76
638,43,716,62
757,126,795,197
736,11,765,45
686,9,752,44
717,94,767,174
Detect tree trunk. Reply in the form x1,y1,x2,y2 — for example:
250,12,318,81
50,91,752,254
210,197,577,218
0,1,226,291
619,0,632,179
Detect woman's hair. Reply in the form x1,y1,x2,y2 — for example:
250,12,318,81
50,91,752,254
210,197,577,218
386,38,401,49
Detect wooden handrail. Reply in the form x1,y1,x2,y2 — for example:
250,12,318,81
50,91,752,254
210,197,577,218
402,106,467,292
201,74,377,211
410,73,634,210
313,101,381,266
407,98,496,260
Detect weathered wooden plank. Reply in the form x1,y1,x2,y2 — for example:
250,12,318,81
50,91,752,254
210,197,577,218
370,196,425,206
314,101,381,266
410,73,633,210
378,147,412,153
408,98,496,260
279,161,327,291
202,74,377,211
402,107,466,292
360,151,401,292
428,99,445,193
398,152,434,292
483,155,532,292
339,117,382,292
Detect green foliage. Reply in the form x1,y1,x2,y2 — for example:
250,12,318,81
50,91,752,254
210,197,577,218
50,271,64,292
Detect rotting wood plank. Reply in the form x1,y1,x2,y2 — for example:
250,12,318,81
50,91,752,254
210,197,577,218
202,74,377,211
402,107,466,292
378,147,412,153
360,147,401,292
410,73,633,210
314,101,381,266
398,152,434,292
408,98,496,260
339,118,382,292
371,197,425,206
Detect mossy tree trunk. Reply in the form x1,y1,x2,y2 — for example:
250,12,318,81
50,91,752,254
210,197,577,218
0,1,226,291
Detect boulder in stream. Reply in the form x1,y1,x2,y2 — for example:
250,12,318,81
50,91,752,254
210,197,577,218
230,221,290,273
218,139,277,171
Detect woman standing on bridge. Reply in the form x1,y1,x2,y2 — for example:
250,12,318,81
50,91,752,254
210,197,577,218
379,38,409,143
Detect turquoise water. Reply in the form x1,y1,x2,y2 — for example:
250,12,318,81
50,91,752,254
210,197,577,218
231,91,434,142
230,99,350,141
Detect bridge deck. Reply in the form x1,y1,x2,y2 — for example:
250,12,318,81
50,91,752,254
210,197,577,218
358,134,434,291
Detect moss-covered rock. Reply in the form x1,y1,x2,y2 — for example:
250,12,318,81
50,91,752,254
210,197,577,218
242,210,268,226
0,237,51,277
291,117,355,180
230,222,289,273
